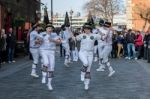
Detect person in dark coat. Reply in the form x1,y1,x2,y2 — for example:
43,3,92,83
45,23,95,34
0,29,5,67
125,29,137,60
0,29,7,64
6,28,16,63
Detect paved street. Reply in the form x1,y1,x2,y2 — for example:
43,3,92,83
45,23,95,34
0,53,150,99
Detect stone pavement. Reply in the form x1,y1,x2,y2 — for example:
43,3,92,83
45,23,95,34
0,54,150,99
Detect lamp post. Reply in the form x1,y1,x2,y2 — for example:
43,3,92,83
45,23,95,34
70,9,73,31
51,0,53,24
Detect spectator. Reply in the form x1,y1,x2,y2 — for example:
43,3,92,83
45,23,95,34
116,32,124,58
0,29,7,64
135,31,144,59
111,31,118,58
6,28,16,63
125,29,137,60
122,28,128,57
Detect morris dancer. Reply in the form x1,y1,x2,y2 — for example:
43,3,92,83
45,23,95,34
97,21,115,77
75,23,101,90
96,19,106,71
61,25,72,67
39,24,61,90
29,23,43,78
93,28,99,62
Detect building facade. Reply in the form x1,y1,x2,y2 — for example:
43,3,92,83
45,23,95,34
0,0,41,30
52,16,87,29
126,0,150,31
113,14,127,26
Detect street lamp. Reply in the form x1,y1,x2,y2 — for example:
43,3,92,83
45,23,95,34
51,0,53,24
70,9,74,31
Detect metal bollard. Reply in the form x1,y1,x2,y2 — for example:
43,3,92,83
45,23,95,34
143,41,147,60
147,41,150,63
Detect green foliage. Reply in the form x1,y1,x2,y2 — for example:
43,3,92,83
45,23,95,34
64,12,70,27
14,16,25,27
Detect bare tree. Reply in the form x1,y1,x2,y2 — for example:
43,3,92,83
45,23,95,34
84,0,121,24
134,3,150,31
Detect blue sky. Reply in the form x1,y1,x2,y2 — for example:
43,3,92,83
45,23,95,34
41,0,89,16
41,0,125,16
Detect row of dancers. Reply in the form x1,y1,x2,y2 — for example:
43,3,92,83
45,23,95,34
29,20,115,91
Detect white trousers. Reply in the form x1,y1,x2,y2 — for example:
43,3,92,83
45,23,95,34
40,50,55,71
62,43,71,63
98,43,105,59
94,45,98,56
72,47,79,61
79,50,93,72
101,45,112,63
30,48,40,64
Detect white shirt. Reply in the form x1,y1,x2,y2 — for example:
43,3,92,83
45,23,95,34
39,32,59,50
98,27,112,45
76,33,101,51
29,30,41,48
62,30,71,44
105,30,113,45
92,28,98,34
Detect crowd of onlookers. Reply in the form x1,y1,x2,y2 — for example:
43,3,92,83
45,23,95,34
0,28,16,68
111,28,150,60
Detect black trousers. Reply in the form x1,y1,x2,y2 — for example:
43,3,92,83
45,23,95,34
111,43,117,58
0,50,2,68
136,45,143,59
1,50,7,62
60,44,65,57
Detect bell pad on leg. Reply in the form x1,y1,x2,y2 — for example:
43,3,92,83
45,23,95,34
48,71,54,78
41,66,48,72
81,65,88,72
65,55,69,59
85,72,91,79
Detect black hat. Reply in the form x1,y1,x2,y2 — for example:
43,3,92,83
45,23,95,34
46,24,54,29
99,19,105,26
33,22,46,30
61,24,66,31
104,22,111,27
83,23,92,30
39,23,46,30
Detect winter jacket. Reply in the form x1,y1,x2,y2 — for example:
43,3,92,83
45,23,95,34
6,33,16,49
126,32,136,43
135,34,143,46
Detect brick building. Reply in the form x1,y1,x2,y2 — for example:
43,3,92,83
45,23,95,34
126,0,150,31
